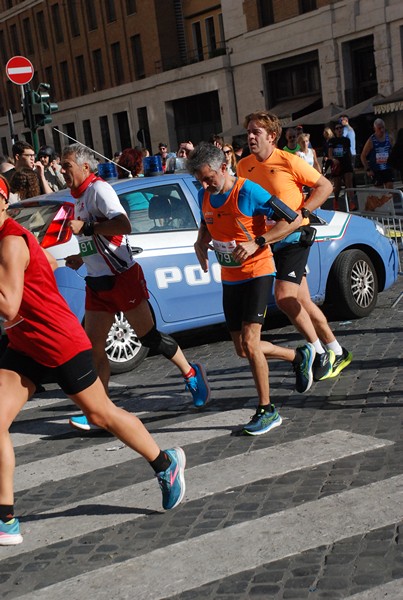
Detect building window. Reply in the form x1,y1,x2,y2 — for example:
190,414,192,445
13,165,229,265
131,34,145,79
76,55,88,94
105,0,117,22
36,11,49,50
111,42,124,86
52,129,61,154
23,18,34,54
344,36,377,106
64,122,76,143
192,22,204,62
114,111,131,150
10,25,20,55
258,1,274,27
85,0,98,30
93,49,105,89
299,0,317,13
126,0,136,15
60,61,72,99
44,66,55,95
218,13,225,45
100,115,112,158
6,81,16,113
69,2,80,37
0,30,8,63
52,4,64,44
83,119,94,148
205,17,216,57
265,51,321,106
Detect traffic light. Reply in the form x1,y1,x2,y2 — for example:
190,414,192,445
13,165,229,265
30,83,58,128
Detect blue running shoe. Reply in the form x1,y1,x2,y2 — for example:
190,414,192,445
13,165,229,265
69,414,101,432
293,343,316,393
185,362,211,408
242,405,282,436
0,518,23,546
156,447,186,510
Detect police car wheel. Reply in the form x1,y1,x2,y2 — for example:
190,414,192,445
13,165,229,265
106,312,149,374
328,249,378,318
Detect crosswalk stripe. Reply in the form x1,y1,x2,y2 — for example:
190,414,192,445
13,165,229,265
20,382,127,412
345,579,403,599
1,430,392,559
12,392,215,448
13,473,403,600
14,408,254,490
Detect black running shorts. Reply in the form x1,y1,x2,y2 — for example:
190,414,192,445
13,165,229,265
222,275,273,332
0,348,98,395
273,241,310,285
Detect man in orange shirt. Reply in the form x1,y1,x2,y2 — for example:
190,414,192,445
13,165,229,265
187,142,316,436
238,111,352,380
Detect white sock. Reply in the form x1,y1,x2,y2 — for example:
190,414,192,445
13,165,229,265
326,340,343,356
312,339,324,354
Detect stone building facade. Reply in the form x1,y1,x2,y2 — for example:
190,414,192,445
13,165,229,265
0,0,402,158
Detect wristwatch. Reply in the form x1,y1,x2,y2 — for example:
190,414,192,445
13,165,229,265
301,207,311,218
255,236,267,248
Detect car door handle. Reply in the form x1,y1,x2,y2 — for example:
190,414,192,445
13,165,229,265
131,246,143,255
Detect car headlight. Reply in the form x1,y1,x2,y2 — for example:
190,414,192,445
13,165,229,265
374,221,386,236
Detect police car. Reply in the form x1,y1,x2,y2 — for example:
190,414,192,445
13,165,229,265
8,173,399,373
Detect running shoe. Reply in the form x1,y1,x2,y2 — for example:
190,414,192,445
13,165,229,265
156,447,186,510
328,348,353,378
0,518,23,546
69,414,101,432
185,362,211,408
242,405,282,436
313,349,335,381
293,343,316,393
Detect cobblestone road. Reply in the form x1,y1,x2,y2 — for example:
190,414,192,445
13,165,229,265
1,272,402,600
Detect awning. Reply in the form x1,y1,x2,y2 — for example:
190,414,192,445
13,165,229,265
269,95,321,125
332,95,384,120
219,124,247,139
374,87,403,114
287,103,345,127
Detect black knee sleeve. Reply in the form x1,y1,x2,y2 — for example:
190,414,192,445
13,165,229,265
139,326,178,359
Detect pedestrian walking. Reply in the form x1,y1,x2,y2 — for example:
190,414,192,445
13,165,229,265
0,175,185,546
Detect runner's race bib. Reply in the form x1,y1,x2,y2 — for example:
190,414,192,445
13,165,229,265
212,239,240,267
79,239,97,257
375,151,389,169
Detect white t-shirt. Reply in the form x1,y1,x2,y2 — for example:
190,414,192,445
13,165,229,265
297,148,314,167
74,179,135,277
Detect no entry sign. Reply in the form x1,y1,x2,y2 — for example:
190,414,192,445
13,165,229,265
6,55,34,85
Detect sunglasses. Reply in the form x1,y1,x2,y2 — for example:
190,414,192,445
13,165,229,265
223,150,231,154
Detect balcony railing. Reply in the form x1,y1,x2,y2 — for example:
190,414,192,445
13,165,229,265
155,43,227,73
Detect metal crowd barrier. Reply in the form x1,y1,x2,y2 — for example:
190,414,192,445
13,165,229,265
340,187,403,274
342,187,403,250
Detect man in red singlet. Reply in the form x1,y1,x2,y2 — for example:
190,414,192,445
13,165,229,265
187,143,316,436
0,175,185,546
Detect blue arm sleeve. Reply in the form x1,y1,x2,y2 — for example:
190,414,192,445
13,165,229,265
237,179,275,218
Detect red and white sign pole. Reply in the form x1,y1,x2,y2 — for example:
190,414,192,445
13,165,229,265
5,56,37,150
6,55,34,85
